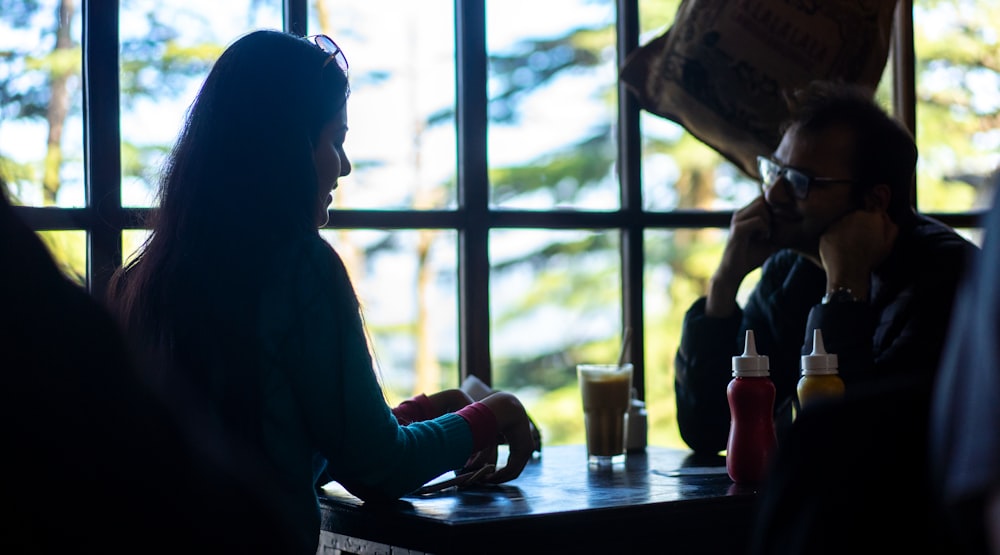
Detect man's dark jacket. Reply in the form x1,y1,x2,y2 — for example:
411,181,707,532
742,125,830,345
674,212,979,454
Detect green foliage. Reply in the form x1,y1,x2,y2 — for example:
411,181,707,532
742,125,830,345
37,230,85,286
0,0,40,26
24,46,81,80
912,0,999,210
1,3,229,274
527,383,589,447
490,132,615,204
119,39,220,106
0,157,37,200
488,32,605,125
639,0,683,34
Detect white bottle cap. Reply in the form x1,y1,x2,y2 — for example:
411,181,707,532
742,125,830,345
732,330,770,377
801,329,839,375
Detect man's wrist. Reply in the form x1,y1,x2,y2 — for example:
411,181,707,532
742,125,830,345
822,287,864,305
705,275,739,317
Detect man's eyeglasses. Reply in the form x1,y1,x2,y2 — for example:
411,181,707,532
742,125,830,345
757,156,855,200
307,34,348,73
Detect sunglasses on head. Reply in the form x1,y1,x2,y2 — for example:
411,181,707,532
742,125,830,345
756,156,855,200
307,34,348,73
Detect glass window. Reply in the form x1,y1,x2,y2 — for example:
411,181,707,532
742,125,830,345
642,227,759,449
37,230,87,285
310,1,458,210
913,1,1000,213
119,1,282,208
486,0,619,211
490,228,621,446
0,1,84,208
320,228,461,402
4,1,992,454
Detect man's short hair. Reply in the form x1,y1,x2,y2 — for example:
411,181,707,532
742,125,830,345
782,80,918,221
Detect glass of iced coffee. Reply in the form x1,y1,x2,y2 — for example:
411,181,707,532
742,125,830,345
577,363,633,466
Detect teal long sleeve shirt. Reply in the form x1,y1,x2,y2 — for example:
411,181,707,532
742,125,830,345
256,233,474,545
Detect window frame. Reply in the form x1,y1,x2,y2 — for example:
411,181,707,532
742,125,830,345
10,0,984,399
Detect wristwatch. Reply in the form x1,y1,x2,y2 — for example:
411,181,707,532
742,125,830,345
822,287,863,305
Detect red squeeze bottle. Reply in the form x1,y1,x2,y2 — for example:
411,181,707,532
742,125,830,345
726,329,777,484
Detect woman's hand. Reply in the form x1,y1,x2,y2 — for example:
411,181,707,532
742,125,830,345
425,389,476,416
475,391,533,484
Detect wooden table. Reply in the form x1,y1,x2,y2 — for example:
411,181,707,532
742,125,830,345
317,444,759,554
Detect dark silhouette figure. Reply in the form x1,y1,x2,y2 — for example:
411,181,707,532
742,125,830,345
0,181,308,553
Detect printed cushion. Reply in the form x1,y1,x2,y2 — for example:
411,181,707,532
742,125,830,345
620,0,899,178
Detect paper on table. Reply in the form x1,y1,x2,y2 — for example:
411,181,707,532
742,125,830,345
412,464,495,496
461,375,493,401
657,466,729,477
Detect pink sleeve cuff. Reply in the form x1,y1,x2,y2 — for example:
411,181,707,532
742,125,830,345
391,393,434,425
455,401,499,451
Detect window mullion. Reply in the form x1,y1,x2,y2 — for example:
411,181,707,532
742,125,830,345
617,0,644,397
891,0,916,207
455,0,491,386
82,0,123,300
283,0,308,36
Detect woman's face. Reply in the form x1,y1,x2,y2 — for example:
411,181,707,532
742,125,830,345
313,106,351,227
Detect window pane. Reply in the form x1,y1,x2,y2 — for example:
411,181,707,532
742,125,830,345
641,112,761,211
490,229,621,447
635,1,761,211
643,228,719,450
0,2,84,208
311,1,458,210
486,0,618,210
119,1,282,208
643,228,759,449
320,229,460,402
913,1,1000,213
37,230,87,286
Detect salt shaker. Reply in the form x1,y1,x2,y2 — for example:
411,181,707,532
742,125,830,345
626,388,647,452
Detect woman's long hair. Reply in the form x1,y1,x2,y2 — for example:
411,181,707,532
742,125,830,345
108,29,350,445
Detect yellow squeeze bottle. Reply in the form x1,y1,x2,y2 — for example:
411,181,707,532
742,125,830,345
797,329,845,411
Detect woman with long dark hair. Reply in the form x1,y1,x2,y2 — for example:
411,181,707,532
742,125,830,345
108,29,533,552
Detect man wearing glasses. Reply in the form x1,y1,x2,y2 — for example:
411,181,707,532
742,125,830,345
673,80,980,457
